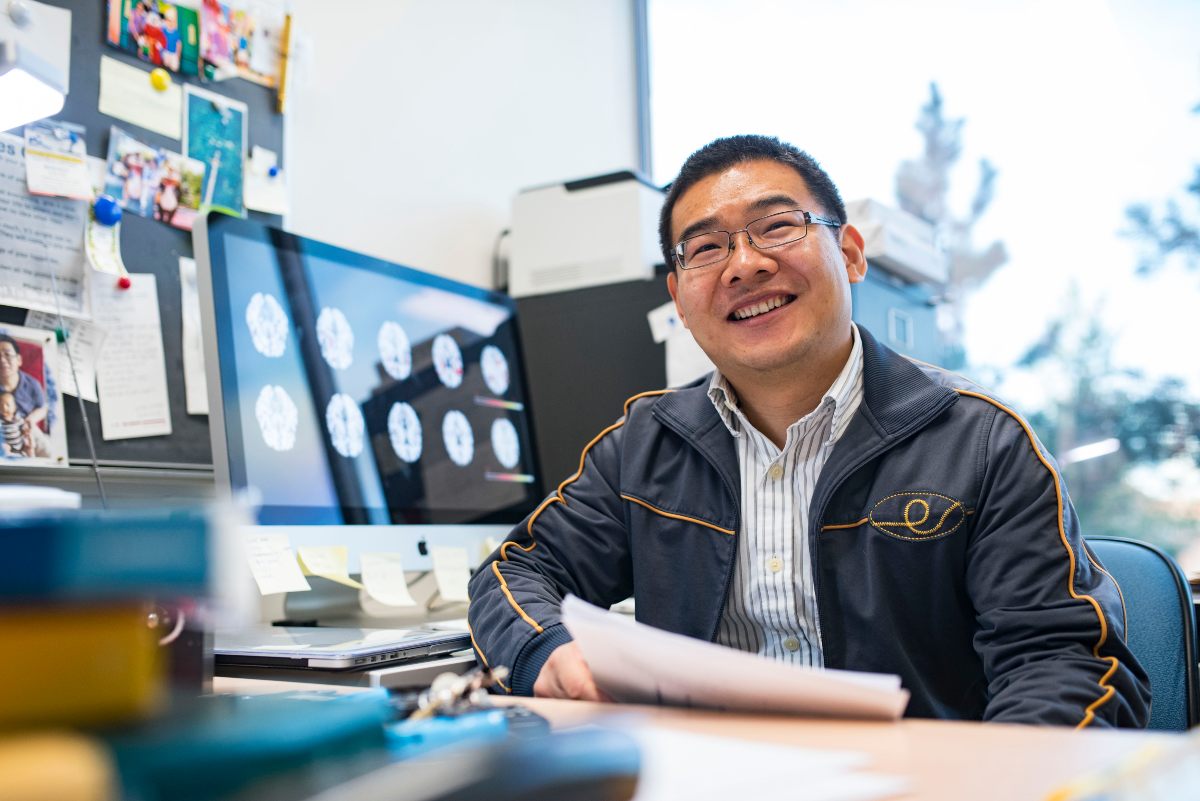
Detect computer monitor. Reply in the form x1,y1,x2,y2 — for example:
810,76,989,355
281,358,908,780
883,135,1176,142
193,214,542,575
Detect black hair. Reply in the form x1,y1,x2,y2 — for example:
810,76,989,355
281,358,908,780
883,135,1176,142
0,334,19,354
658,134,847,268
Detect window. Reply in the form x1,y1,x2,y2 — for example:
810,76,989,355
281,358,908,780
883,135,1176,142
648,0,1200,559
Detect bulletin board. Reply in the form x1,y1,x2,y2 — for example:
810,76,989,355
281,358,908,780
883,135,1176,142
0,0,284,468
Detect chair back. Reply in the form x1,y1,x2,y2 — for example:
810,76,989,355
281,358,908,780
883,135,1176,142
1088,536,1199,730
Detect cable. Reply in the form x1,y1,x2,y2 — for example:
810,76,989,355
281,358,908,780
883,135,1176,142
48,263,108,508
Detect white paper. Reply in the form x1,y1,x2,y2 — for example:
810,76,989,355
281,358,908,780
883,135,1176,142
24,121,92,200
297,545,364,589
562,595,910,720
245,532,311,595
620,724,909,801
243,145,288,215
178,257,208,415
430,546,471,603
98,56,183,140
665,331,714,387
646,300,683,344
0,133,89,318
84,212,127,278
360,552,418,608
93,275,173,440
24,311,103,403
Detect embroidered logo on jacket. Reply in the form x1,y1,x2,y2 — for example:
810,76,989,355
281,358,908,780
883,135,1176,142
869,491,967,541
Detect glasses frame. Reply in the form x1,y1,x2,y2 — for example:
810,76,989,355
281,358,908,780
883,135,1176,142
672,208,841,270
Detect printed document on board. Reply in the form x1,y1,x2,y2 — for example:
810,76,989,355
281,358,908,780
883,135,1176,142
562,595,910,720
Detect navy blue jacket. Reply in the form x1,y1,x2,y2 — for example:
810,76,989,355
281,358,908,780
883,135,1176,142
467,328,1150,727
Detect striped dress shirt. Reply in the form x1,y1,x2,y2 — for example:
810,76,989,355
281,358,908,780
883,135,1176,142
708,324,864,667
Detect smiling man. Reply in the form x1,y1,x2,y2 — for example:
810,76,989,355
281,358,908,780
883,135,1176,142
467,135,1150,727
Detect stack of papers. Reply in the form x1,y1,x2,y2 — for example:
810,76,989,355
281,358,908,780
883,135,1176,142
562,595,910,719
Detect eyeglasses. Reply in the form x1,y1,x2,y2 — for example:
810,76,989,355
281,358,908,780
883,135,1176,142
672,208,840,270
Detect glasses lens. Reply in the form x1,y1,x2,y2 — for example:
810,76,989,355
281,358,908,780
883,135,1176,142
679,232,730,269
748,210,807,247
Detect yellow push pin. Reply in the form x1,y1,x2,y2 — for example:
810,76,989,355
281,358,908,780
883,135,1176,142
150,67,171,92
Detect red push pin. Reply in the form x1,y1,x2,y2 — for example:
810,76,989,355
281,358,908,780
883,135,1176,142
117,274,132,290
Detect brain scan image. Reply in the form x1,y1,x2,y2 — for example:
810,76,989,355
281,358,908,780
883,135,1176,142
255,385,299,451
245,292,289,357
378,321,413,381
441,409,474,467
387,401,423,463
481,345,510,396
316,307,355,370
325,392,365,457
490,417,520,469
432,333,464,389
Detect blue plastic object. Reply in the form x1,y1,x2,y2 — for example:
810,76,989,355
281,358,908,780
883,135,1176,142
93,194,122,226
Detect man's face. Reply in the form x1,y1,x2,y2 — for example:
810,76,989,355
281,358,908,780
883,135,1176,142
666,159,866,383
0,343,20,381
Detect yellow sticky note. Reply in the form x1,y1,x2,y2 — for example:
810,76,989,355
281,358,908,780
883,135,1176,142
360,553,417,608
296,546,363,589
431,546,471,603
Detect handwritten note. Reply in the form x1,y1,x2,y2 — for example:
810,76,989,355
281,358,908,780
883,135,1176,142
0,133,89,318
246,531,311,595
93,275,172,440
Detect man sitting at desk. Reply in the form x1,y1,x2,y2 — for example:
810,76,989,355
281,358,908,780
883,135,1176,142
467,135,1150,728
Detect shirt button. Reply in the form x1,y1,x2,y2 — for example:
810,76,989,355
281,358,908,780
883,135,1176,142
768,556,782,573
784,637,801,652
768,464,784,481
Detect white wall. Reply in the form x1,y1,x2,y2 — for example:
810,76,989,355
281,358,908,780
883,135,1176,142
284,0,641,288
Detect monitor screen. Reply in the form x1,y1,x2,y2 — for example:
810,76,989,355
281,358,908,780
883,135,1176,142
195,215,542,527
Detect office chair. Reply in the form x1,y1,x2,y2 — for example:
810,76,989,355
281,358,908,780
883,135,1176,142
1087,536,1200,730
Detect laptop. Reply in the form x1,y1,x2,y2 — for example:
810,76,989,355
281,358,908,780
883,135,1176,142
214,626,472,671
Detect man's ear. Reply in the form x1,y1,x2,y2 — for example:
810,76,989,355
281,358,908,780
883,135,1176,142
840,224,868,284
666,270,690,330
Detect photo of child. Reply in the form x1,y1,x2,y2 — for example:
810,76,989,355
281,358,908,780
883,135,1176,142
0,391,29,458
200,0,282,87
104,127,206,231
106,0,201,76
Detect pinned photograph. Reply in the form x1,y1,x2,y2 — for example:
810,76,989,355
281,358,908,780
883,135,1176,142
23,120,92,200
200,0,285,86
0,324,68,467
103,126,205,231
106,0,202,76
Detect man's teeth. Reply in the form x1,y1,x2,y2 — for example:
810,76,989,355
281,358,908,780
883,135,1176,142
733,296,790,320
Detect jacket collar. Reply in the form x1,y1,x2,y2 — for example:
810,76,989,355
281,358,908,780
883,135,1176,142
652,326,956,446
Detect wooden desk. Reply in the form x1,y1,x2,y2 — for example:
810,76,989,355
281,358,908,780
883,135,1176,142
511,697,1176,801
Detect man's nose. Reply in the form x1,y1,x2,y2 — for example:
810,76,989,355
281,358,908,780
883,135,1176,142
720,231,778,286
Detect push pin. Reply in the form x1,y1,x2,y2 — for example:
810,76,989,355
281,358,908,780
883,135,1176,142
54,327,67,344
93,195,122,226
117,274,132,290
267,165,279,178
150,67,171,92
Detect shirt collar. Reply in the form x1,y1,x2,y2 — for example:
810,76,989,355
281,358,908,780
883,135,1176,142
706,323,864,441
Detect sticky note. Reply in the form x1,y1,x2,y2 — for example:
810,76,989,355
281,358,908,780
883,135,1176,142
296,545,363,589
360,552,417,608
246,532,310,595
430,546,471,603
98,56,183,140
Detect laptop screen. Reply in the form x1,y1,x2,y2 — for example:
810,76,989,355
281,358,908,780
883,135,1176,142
198,216,542,526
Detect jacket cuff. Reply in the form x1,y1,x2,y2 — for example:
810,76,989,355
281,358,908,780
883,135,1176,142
510,623,573,696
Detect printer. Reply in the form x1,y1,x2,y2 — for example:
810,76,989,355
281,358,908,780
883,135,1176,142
507,171,665,298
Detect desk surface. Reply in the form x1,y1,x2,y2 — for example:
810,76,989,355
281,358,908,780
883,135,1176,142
212,678,1173,801
506,697,1173,801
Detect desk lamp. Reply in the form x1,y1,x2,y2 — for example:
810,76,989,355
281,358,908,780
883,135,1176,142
0,0,66,133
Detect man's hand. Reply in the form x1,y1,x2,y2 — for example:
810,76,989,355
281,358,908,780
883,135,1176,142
532,642,610,701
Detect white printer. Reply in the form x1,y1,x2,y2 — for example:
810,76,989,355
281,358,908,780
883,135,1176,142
508,171,665,298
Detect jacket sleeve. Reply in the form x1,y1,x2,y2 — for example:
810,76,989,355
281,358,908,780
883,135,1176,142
966,403,1151,728
467,415,634,695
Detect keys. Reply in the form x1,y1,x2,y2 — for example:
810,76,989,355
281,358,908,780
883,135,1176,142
408,665,510,721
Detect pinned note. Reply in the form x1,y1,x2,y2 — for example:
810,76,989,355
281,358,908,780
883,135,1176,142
24,311,104,403
178,257,208,414
98,56,183,140
296,546,364,589
430,546,472,603
93,274,172,440
246,532,311,595
359,553,417,608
